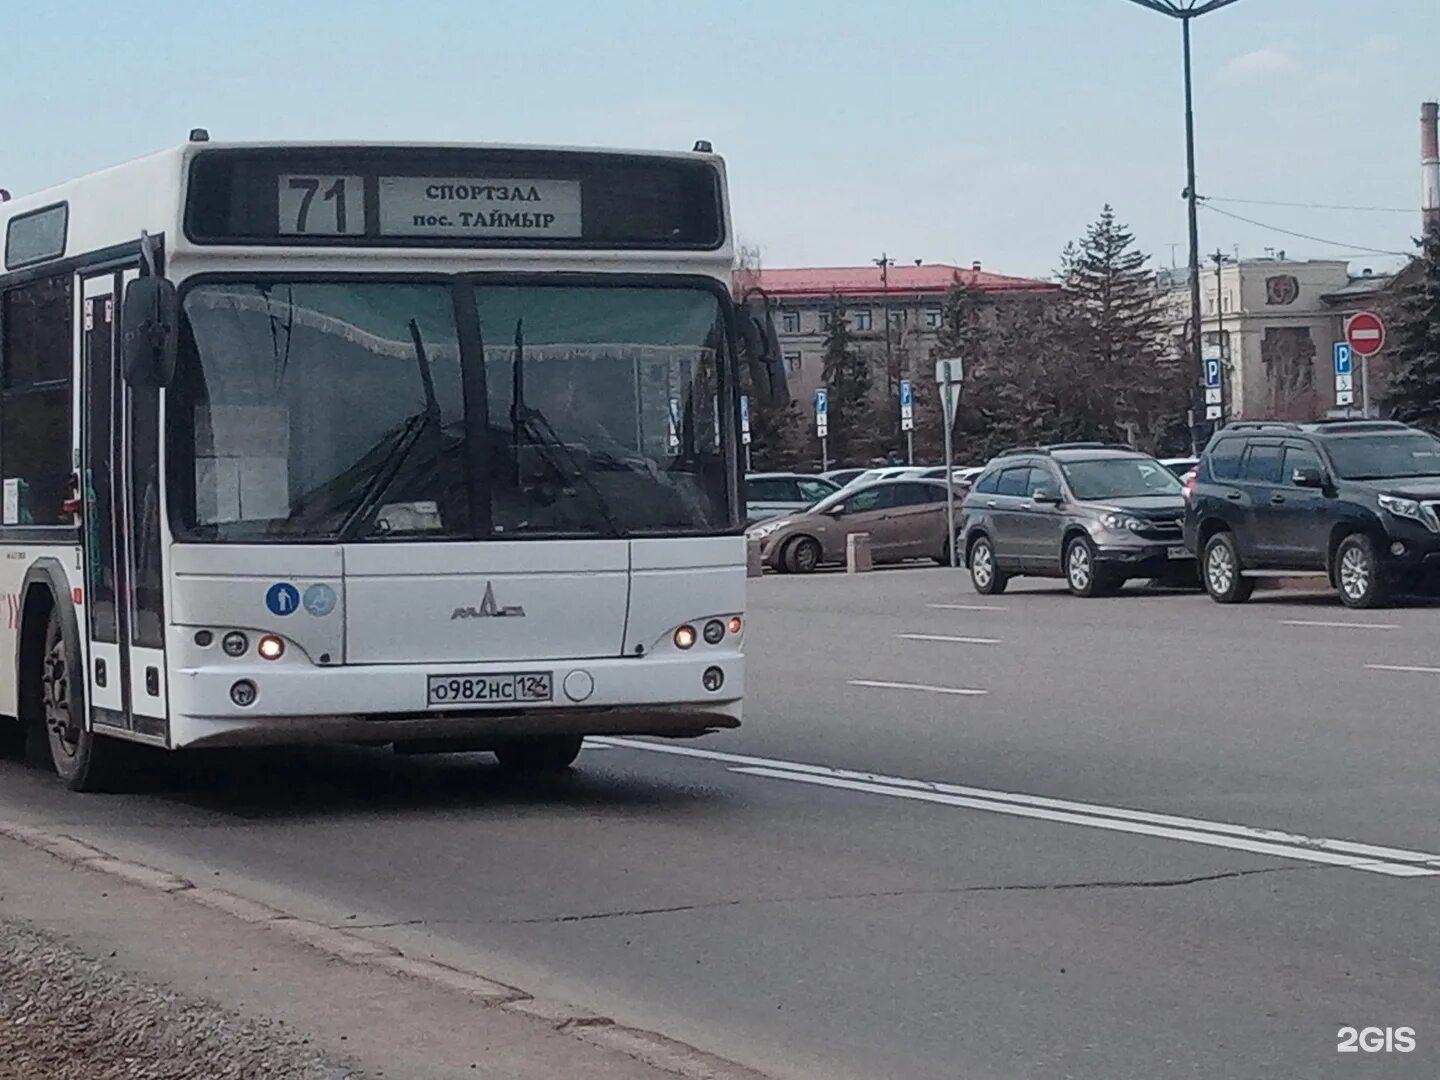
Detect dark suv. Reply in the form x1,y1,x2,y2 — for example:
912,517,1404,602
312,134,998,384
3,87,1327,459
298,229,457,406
959,444,1193,597
1183,420,1440,608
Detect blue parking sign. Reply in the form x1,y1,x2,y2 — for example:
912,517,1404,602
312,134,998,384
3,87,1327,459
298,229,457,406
1205,358,1221,388
1334,342,1353,376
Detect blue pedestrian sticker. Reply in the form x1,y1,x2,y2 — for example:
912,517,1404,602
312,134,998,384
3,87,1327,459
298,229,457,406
302,583,337,617
266,582,300,616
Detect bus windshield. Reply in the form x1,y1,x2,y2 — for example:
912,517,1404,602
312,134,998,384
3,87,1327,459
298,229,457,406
173,280,734,541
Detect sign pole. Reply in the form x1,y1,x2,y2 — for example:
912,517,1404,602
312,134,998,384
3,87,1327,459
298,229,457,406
934,359,962,569
1361,354,1370,417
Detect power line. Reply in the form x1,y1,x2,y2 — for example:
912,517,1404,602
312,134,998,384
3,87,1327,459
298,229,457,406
1203,195,1413,214
1197,203,1412,257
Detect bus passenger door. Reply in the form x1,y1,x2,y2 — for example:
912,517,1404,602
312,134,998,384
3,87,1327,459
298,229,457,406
81,270,169,742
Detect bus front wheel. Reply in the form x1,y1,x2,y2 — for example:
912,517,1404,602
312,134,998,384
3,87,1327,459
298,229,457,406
38,607,128,793
492,735,584,773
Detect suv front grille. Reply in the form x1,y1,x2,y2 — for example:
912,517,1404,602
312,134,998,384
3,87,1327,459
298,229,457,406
1133,517,1182,540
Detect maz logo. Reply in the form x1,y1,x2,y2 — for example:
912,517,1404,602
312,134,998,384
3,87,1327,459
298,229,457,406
451,581,525,620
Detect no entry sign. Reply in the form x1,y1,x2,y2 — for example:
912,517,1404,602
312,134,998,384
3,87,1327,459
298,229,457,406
1345,311,1386,357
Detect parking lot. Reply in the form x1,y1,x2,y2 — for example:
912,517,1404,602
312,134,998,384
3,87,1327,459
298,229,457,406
2,565,1438,1079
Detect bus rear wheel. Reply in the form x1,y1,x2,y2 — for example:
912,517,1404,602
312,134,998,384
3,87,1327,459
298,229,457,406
39,607,128,793
493,735,584,773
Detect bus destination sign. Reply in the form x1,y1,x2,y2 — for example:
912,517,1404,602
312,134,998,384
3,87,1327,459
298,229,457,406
377,177,581,238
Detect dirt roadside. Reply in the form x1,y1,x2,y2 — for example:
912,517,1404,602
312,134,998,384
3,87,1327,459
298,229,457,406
0,833,756,1080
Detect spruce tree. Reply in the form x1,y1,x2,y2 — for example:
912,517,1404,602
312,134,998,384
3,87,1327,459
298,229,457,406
1387,227,1440,428
820,296,879,464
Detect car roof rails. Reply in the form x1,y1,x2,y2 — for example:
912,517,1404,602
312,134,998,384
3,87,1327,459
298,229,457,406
1307,419,1410,431
995,441,1135,457
1221,421,1301,431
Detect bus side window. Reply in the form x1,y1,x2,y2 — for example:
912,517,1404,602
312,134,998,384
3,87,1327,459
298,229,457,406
1,274,74,526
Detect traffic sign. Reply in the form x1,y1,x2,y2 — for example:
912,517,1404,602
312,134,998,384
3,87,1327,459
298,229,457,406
935,357,963,430
814,388,828,438
1336,389,1355,406
899,379,913,432
1335,373,1353,392
1204,387,1222,405
1205,404,1222,420
1204,357,1221,389
1345,311,1386,357
1333,342,1352,376
739,394,751,445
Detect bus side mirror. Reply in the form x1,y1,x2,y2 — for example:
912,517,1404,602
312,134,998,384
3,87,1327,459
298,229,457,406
121,277,178,388
738,298,790,406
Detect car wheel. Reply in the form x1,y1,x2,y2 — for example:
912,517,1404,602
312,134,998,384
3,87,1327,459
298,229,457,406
1065,536,1117,598
936,529,964,567
39,607,131,792
784,536,822,574
1334,534,1390,609
493,735,584,773
968,536,1008,595
1202,532,1253,604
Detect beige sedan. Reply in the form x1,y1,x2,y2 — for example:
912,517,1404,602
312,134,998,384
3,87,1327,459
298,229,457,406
747,478,964,573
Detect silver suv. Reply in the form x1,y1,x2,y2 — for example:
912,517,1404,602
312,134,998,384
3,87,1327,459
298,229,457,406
958,444,1195,597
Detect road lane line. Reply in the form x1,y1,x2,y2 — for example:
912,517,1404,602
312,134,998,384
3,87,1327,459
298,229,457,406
1279,620,1398,630
926,603,1008,612
1366,664,1440,674
595,738,1440,875
847,679,988,697
897,633,1001,645
727,767,1439,878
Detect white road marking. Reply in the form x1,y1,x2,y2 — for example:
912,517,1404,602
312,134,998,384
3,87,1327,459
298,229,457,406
1366,663,1440,675
593,738,1440,879
847,679,988,697
730,767,1438,878
898,633,1001,645
1279,620,1398,631
926,603,1008,612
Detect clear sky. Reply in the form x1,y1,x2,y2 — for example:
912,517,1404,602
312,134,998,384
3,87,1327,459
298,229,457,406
4,0,1437,278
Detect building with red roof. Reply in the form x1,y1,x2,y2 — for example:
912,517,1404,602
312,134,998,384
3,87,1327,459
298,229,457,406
736,262,1058,398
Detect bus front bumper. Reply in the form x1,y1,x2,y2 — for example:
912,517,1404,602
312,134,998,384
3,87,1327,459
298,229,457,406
166,653,743,749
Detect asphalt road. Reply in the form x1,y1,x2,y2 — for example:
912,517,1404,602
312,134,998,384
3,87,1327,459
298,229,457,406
3,568,1439,1079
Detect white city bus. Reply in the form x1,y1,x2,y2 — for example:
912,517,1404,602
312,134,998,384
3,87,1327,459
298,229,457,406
0,135,786,790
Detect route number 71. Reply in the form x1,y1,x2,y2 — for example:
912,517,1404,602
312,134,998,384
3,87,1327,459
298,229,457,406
279,174,364,236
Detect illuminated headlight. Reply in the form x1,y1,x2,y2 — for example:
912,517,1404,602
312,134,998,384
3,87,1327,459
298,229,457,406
1101,512,1144,533
1378,493,1424,523
257,635,285,661
747,520,785,541
674,625,697,649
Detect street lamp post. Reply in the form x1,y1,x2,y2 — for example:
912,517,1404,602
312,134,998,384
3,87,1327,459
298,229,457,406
1125,0,1243,452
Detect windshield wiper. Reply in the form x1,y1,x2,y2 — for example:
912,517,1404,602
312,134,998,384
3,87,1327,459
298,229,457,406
509,318,625,538
338,319,442,540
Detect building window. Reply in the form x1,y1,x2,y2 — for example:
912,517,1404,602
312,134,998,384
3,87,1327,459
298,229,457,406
851,308,873,331
781,309,800,334
924,308,942,330
818,310,832,332
1,274,73,525
784,351,803,374
888,309,906,328
1222,294,1231,313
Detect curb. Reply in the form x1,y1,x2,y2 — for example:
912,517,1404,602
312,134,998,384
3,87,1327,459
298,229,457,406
0,820,771,1080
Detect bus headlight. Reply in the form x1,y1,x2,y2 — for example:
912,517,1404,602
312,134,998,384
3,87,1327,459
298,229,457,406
703,619,725,645
674,625,697,649
222,632,249,657
257,635,285,661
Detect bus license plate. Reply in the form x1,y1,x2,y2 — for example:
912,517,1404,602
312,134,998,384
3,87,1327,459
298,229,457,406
427,672,553,707
1167,546,1189,560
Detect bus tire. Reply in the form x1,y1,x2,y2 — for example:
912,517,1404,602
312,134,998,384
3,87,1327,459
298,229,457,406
37,607,128,793
493,735,584,773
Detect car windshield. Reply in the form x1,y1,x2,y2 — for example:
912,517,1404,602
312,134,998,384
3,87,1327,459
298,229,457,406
1324,433,1440,480
173,280,734,541
1061,457,1182,499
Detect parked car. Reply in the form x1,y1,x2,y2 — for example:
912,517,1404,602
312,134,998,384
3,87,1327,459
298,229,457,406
1183,420,1440,608
835,466,927,493
746,472,840,525
820,467,869,488
916,465,980,490
1161,456,1198,478
959,443,1193,597
747,478,963,573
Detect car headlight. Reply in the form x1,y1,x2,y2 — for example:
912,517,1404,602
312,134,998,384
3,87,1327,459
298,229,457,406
1101,512,1144,533
747,520,786,541
1378,494,1423,522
